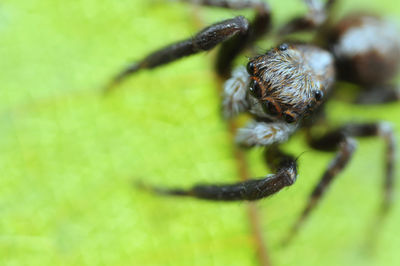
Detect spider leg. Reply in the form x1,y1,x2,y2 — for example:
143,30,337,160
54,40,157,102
281,136,356,245
282,122,396,245
221,66,251,118
185,0,272,78
278,0,337,35
137,147,297,201
265,144,294,172
235,120,298,147
355,84,400,104
339,123,396,210
104,16,249,92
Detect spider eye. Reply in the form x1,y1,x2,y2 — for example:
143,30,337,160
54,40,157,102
279,43,289,51
249,80,262,98
314,90,324,101
246,61,255,75
283,112,296,123
262,100,279,115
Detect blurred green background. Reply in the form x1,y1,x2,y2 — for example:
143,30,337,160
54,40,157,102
1,0,399,265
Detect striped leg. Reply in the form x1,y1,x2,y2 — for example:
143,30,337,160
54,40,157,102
282,136,356,245
282,122,396,245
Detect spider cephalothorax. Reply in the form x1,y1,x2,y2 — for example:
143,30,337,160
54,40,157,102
246,43,335,123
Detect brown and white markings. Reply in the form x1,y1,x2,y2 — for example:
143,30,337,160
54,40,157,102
104,0,399,246
330,13,400,103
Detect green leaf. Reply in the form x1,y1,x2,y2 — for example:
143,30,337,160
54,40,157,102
1,1,399,265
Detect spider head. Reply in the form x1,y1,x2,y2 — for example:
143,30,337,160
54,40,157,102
246,43,329,123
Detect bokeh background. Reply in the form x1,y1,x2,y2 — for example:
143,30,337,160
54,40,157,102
1,0,399,265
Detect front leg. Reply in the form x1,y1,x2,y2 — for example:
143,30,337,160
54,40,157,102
236,120,298,147
222,66,251,118
282,122,396,245
137,146,297,201
181,0,272,77
104,16,249,92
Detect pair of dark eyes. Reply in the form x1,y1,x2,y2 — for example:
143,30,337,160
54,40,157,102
248,80,280,116
262,101,296,123
261,100,279,116
248,80,299,123
248,80,283,119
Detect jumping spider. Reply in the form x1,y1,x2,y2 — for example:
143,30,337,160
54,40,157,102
104,0,399,244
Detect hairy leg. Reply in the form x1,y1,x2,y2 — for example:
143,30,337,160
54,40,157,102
180,1,272,78
137,146,297,201
282,122,396,244
235,120,299,147
221,66,251,118
104,16,249,92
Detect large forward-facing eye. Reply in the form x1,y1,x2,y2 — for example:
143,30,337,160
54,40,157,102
262,100,279,116
314,90,324,101
246,61,255,75
249,80,262,98
279,43,289,51
283,111,297,123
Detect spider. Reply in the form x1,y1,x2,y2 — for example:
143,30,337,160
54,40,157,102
104,0,399,244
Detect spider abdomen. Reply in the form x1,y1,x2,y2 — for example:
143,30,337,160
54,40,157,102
332,14,400,85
